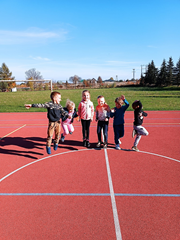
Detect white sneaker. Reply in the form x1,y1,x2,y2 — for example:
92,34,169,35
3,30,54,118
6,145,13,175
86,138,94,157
115,144,121,150
132,146,139,151
119,139,122,144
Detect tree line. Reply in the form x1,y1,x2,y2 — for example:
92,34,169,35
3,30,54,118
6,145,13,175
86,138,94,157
141,57,180,87
1,57,180,91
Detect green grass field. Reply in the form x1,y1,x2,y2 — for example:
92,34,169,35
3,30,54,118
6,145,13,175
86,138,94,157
0,86,180,112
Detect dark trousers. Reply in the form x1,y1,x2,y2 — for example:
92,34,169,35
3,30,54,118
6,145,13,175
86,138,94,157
113,124,124,144
97,121,109,143
81,119,91,140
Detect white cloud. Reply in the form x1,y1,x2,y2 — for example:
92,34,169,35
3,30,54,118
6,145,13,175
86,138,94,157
30,56,50,61
0,27,68,45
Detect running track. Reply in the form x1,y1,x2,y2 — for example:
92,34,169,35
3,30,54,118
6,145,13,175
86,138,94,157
0,111,180,240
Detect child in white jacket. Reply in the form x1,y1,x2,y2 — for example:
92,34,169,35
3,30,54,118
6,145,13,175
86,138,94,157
78,90,94,147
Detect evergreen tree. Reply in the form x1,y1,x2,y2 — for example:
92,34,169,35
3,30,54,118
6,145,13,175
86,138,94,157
166,57,174,86
156,59,167,86
0,63,15,91
175,58,180,86
144,60,158,85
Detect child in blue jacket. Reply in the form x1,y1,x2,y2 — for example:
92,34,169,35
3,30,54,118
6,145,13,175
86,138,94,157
110,95,129,150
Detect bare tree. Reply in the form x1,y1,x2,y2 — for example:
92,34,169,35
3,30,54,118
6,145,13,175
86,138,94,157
69,75,81,88
25,68,43,90
25,68,43,80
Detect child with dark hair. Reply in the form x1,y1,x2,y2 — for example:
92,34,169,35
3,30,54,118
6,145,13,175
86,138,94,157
110,95,129,150
78,90,94,147
132,100,149,151
25,91,69,155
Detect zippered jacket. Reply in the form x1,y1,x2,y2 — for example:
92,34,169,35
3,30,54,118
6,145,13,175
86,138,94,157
78,100,94,120
32,101,68,122
96,103,110,121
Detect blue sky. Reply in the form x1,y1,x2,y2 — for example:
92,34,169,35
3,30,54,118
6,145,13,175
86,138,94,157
1,0,180,81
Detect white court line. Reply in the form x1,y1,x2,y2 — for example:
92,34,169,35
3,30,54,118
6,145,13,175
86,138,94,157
139,151,180,163
1,148,179,183
104,148,122,240
0,149,84,182
1,147,179,240
101,128,122,240
0,124,26,140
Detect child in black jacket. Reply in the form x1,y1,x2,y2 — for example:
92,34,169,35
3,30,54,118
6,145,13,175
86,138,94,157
25,91,69,154
132,100,149,151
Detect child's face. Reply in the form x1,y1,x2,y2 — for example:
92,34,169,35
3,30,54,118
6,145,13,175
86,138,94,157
115,102,122,109
53,94,61,104
68,106,74,112
82,92,90,101
98,97,105,106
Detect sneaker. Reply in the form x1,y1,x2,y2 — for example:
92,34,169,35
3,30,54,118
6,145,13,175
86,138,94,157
115,144,121,150
54,142,58,151
119,139,122,144
46,146,51,154
132,146,139,151
61,133,65,142
69,131,73,135
103,142,108,148
96,142,101,147
83,140,86,147
132,129,137,138
86,141,91,148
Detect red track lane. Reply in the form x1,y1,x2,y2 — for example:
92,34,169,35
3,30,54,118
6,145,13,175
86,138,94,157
0,111,180,240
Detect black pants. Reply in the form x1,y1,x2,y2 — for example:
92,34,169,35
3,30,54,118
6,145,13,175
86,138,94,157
97,121,109,143
81,119,91,141
113,124,124,144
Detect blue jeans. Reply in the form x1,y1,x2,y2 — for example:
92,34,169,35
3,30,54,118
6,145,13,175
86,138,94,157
113,124,124,144
97,121,109,143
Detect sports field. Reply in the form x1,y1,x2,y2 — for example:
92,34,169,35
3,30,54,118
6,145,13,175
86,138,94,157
0,110,179,240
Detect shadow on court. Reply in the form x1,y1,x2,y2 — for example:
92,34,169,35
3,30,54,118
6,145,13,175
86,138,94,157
0,137,45,159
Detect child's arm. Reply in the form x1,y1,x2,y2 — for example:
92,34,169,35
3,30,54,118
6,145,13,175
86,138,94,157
110,108,115,117
78,102,82,121
25,103,49,109
70,108,78,123
121,95,129,110
142,111,148,117
123,99,129,110
105,105,111,121
60,105,69,119
95,106,98,121
91,103,94,121
121,95,125,101
72,108,78,119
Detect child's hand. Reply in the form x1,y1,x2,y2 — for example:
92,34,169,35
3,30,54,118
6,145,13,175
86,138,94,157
111,108,115,113
121,95,125,101
105,118,108,121
25,104,32,109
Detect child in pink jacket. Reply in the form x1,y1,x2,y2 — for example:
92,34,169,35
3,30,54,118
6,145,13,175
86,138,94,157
78,90,94,147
